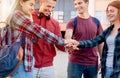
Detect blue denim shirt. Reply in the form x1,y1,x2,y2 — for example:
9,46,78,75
78,25,120,78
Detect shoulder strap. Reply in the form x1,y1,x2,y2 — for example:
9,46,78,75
72,17,100,38
72,17,77,39
6,25,12,45
20,32,26,49
1,25,12,46
92,17,101,35
92,17,100,28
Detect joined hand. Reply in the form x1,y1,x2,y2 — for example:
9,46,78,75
64,39,79,52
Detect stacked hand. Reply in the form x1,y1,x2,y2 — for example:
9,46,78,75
64,39,79,52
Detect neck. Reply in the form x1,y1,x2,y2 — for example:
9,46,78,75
112,20,120,28
39,9,42,13
78,11,90,19
25,14,33,21
38,10,47,16
39,9,44,14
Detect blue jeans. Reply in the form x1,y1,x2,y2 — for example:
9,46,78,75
10,62,34,78
105,67,113,78
105,67,120,78
67,62,98,78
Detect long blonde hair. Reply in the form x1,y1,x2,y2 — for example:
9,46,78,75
4,0,29,25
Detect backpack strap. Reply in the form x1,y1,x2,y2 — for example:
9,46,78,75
0,25,12,46
92,17,100,35
6,25,12,45
20,32,26,49
72,17,77,39
72,17,100,38
92,17,100,28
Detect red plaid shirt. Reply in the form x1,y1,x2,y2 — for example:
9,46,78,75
11,10,64,71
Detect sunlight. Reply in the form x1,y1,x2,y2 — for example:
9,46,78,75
0,0,16,28
0,0,15,22
0,0,10,22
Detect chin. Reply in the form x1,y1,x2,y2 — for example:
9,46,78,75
110,20,115,24
77,11,84,14
109,19,114,22
45,13,50,16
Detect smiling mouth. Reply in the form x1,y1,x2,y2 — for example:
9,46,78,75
109,16,113,18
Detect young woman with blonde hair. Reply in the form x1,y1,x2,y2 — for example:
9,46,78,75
0,0,76,78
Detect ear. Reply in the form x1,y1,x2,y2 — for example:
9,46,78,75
20,0,23,7
39,0,46,5
39,2,42,5
39,0,43,5
86,2,89,5
86,2,89,7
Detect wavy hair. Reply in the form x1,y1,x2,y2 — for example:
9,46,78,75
106,0,120,21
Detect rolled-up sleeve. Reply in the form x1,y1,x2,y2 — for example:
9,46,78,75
12,11,64,45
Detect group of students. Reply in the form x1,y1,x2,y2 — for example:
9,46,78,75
0,0,120,78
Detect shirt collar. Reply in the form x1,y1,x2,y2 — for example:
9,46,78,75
37,12,50,20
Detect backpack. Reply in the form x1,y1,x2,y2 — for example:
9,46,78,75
72,17,100,38
0,25,25,77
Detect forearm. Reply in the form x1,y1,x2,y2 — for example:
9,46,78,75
26,22,65,46
12,11,64,45
98,43,103,58
65,29,73,39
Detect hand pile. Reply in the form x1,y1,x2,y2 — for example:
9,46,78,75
64,39,79,52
